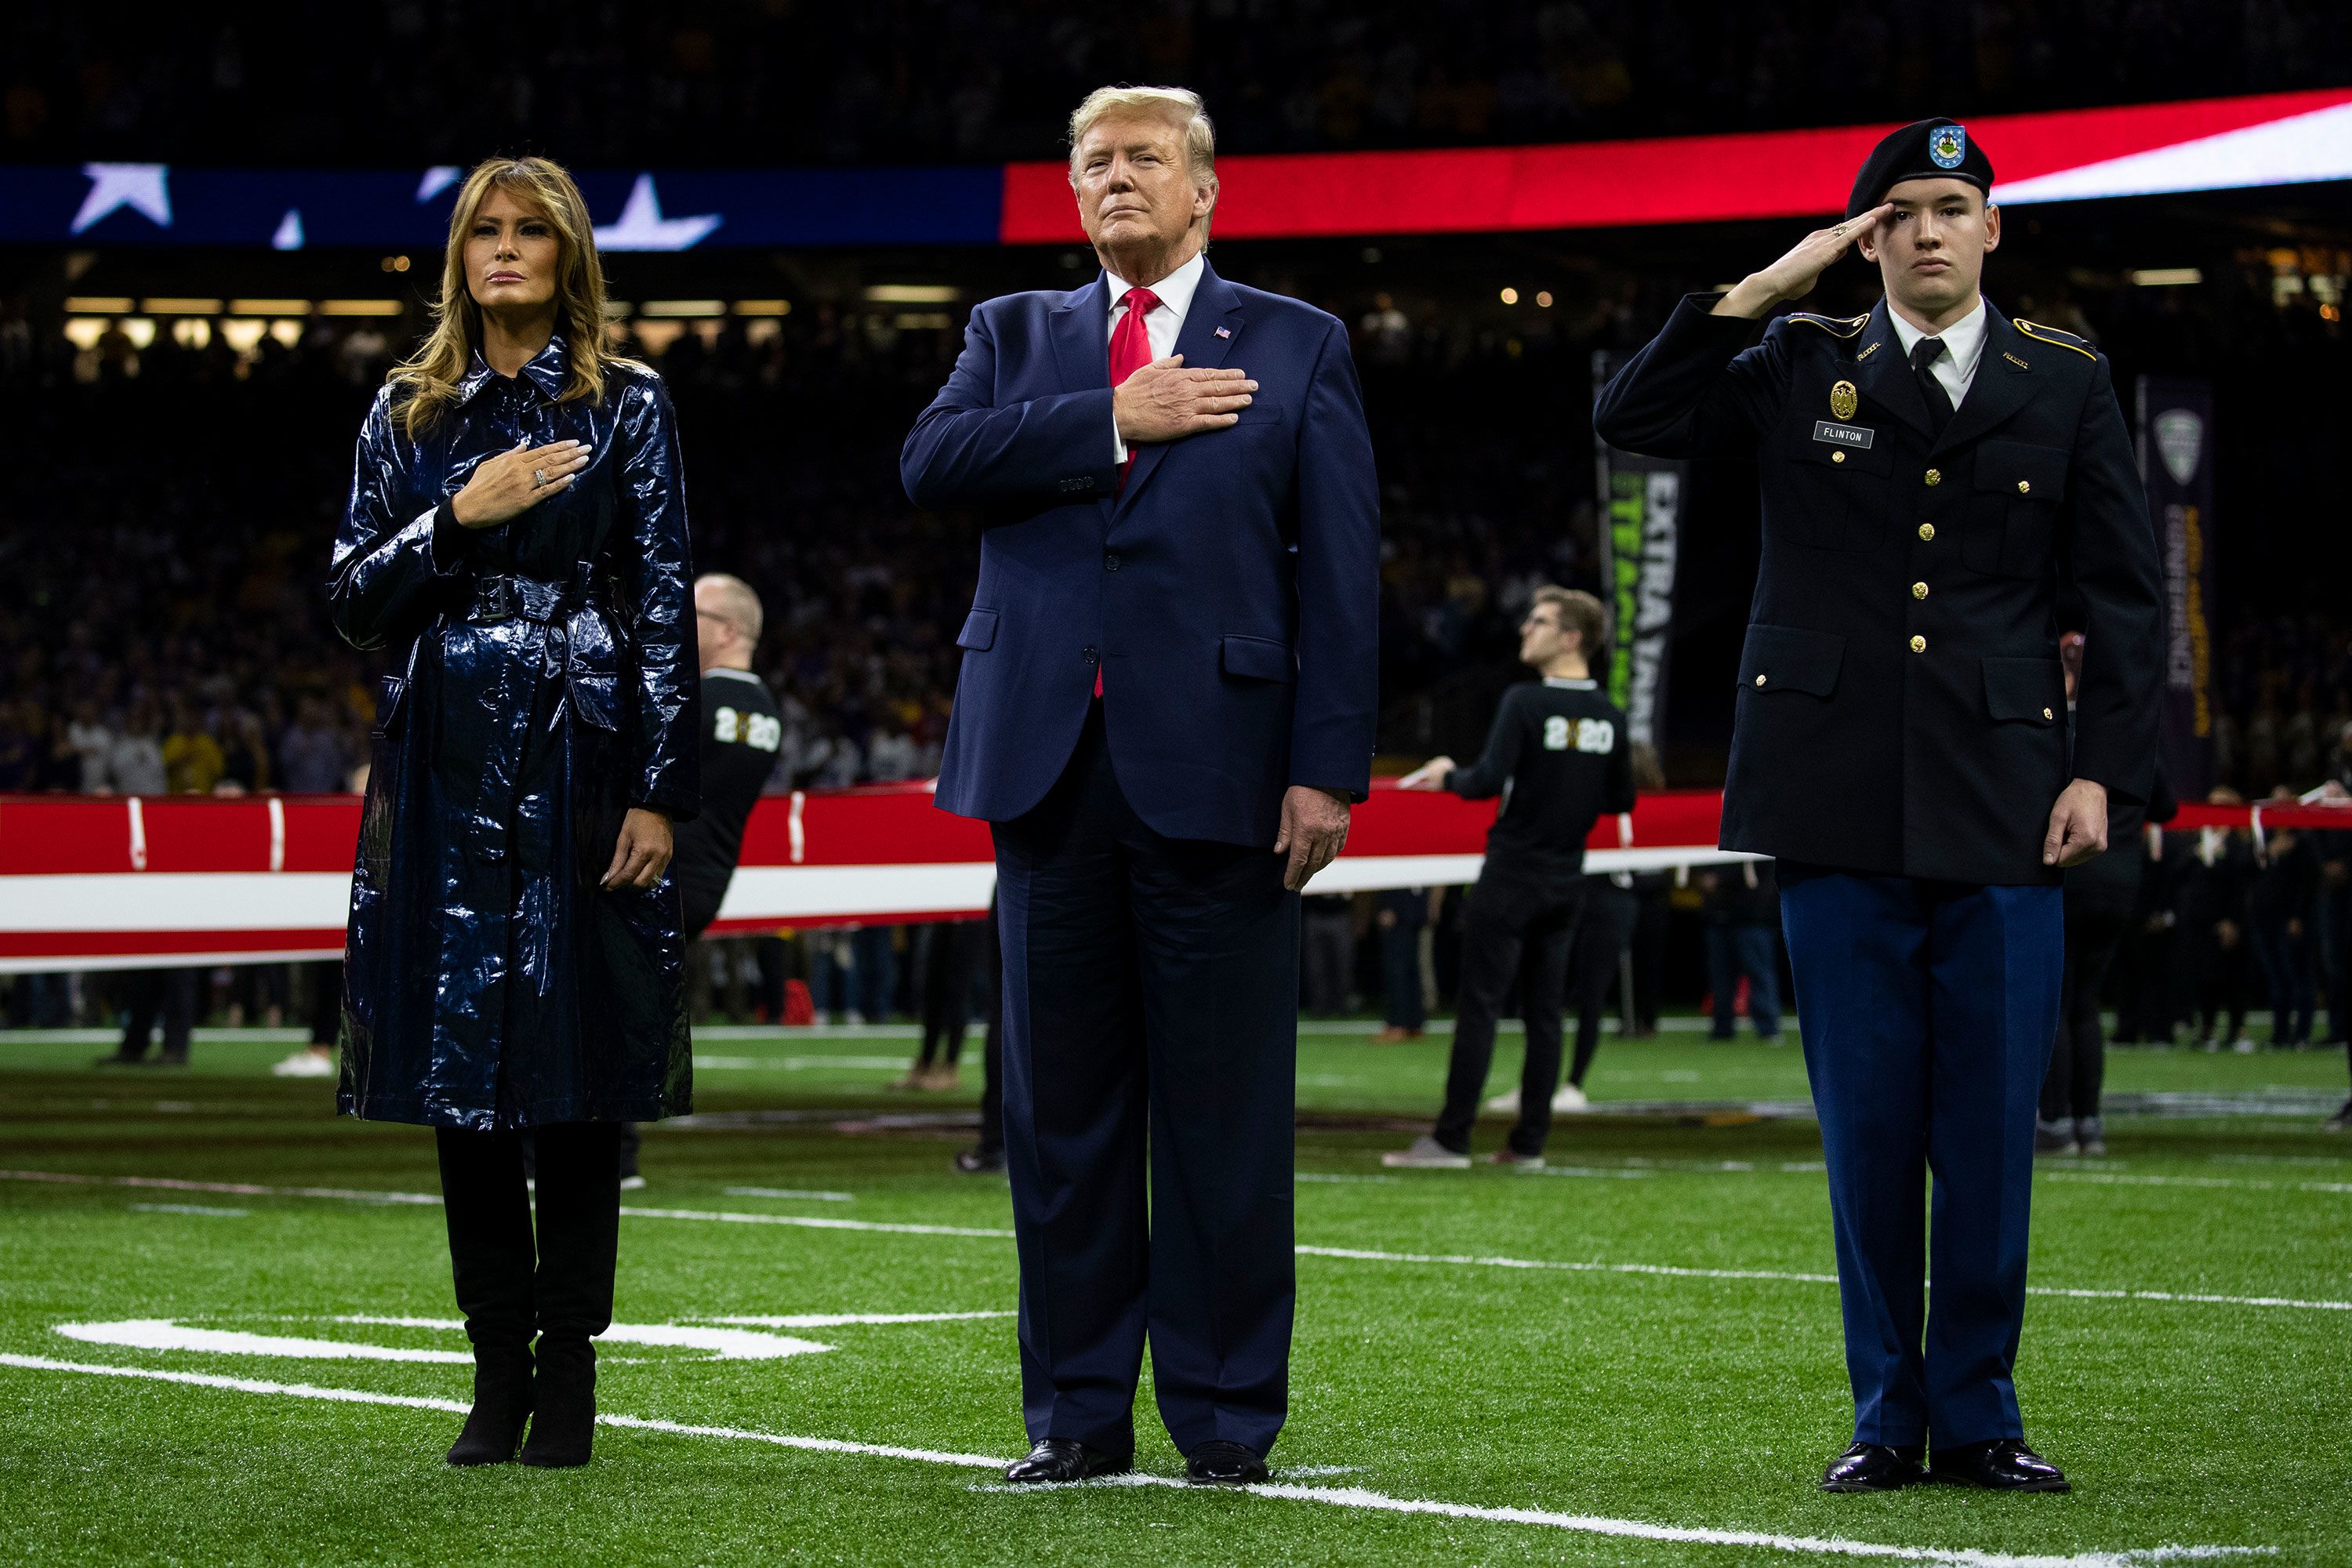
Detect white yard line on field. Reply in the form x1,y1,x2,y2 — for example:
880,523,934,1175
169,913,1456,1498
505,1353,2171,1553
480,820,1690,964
619,1206,1016,1239
7,1169,2347,1313
2045,1171,2352,1196
0,1352,2268,1568
723,1187,858,1202
0,1169,441,1203
1298,1244,1842,1286
691,1056,913,1071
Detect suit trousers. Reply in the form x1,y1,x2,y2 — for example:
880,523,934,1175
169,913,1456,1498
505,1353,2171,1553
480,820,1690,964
1432,870,1583,1157
1779,868,2061,1450
993,706,1299,1459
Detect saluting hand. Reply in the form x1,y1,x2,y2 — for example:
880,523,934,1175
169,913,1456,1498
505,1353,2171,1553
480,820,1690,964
1114,355,1256,444
1712,202,1895,320
450,438,593,528
602,806,674,891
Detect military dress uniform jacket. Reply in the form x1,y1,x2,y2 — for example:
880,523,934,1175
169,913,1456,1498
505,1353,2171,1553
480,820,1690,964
1595,295,2162,886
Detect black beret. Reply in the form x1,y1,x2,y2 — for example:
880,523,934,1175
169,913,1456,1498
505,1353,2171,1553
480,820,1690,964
1846,118,1994,218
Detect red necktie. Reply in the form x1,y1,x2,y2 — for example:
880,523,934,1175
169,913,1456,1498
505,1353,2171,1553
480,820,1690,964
1109,286,1160,493
1099,286,1160,697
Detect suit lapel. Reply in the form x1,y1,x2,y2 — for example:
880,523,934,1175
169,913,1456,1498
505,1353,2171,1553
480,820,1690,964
1932,306,2044,456
1116,263,1246,519
1049,278,1113,521
1851,298,1933,440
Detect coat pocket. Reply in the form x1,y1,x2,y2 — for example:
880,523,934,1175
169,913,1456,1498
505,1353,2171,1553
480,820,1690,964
956,608,1000,652
1221,633,1297,682
1982,656,2065,726
1737,623,1845,699
1972,440,2070,580
1779,408,1894,552
567,671,621,731
370,675,408,740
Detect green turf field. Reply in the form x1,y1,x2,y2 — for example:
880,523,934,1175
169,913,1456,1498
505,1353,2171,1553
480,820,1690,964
2,1023,2347,1566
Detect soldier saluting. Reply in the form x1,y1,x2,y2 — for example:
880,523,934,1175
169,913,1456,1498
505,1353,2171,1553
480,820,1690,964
1596,120,2161,1494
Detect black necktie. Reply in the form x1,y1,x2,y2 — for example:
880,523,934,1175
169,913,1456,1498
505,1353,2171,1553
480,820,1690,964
1910,336,1955,436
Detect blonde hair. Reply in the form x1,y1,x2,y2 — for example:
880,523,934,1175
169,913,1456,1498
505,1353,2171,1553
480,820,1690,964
1067,85,1219,235
389,156,615,437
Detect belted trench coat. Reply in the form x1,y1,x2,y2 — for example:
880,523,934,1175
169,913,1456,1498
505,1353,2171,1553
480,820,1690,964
328,337,699,1130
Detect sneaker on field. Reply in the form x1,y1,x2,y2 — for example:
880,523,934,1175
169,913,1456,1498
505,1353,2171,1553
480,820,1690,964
2323,1102,2350,1133
1483,1087,1520,1113
2073,1117,2106,1157
619,1174,648,1192
1381,1136,1471,1170
1551,1081,1589,1112
271,1049,336,1079
2034,1119,2077,1156
2232,1037,2256,1054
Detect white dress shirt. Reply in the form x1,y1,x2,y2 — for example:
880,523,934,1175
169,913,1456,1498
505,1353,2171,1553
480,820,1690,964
1105,249,1207,464
1886,295,1987,409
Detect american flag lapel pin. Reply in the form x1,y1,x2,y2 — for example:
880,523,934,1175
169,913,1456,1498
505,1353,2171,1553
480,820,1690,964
1214,325,1231,339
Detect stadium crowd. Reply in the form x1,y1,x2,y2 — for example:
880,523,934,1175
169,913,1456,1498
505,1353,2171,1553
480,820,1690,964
5,0,2347,168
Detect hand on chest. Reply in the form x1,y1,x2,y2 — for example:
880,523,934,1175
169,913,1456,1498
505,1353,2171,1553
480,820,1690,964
1777,351,2069,577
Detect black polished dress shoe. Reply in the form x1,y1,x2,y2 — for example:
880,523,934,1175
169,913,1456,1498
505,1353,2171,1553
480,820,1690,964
1929,1439,2070,1492
1819,1442,1926,1493
1185,1439,1270,1485
1003,1438,1131,1484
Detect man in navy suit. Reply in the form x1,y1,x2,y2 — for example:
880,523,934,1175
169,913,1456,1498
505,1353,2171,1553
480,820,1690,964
901,85,1378,1486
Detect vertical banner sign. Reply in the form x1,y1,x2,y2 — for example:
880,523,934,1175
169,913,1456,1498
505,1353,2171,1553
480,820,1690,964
2135,376,2216,799
1592,351,1683,752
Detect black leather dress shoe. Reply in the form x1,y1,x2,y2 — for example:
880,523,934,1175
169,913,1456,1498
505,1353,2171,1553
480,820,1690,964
1929,1439,2070,1492
1819,1442,1926,1493
1003,1438,1131,1484
1185,1440,1270,1485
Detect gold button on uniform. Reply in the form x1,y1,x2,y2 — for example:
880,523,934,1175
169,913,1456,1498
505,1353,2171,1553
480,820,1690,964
1831,451,1846,463
2017,479,2032,494
1925,468,1942,486
1911,581,1929,600
2043,706,2054,720
1918,523,1935,542
1755,674,1768,687
1909,635,1927,653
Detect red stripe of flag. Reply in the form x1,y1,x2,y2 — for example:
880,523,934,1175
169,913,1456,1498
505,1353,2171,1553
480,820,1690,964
1000,88,2352,243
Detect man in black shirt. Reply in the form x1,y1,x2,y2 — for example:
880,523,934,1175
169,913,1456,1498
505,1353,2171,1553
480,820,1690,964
1385,587,1635,1167
614,572,782,1186
675,572,784,939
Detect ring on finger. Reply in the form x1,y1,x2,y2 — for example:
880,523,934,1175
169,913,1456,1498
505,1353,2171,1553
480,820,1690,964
532,468,548,488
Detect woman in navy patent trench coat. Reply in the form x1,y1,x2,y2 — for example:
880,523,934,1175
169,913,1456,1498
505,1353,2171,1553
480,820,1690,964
328,158,698,1469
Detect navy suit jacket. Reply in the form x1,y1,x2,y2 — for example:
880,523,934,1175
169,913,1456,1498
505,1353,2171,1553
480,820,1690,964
902,260,1381,847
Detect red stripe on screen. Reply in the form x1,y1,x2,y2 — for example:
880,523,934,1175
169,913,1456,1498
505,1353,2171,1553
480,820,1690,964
998,88,2352,243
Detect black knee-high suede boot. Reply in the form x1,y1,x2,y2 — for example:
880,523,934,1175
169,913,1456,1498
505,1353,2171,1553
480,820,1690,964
519,1121,622,1468
435,1127,537,1465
